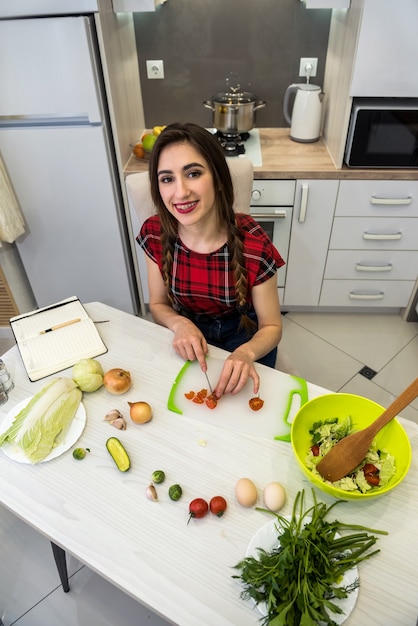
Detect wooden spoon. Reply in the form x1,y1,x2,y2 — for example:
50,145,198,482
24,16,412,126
316,377,418,483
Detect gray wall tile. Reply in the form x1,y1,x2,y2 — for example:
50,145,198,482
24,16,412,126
134,0,331,128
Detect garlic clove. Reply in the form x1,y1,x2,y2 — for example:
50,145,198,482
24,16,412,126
146,484,158,501
104,409,123,422
110,417,127,430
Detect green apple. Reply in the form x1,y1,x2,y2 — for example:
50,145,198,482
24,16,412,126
142,133,158,152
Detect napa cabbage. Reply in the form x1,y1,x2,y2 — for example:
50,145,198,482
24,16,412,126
0,377,82,463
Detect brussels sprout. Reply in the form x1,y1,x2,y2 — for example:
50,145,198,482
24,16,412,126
151,470,165,484
72,447,90,460
168,484,183,501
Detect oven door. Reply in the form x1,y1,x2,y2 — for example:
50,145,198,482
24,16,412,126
249,207,292,289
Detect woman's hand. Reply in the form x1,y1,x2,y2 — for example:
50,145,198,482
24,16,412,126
171,317,209,369
214,348,260,397
145,256,209,368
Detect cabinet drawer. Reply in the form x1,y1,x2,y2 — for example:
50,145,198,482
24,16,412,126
320,280,415,307
329,217,418,250
324,250,418,281
336,181,418,217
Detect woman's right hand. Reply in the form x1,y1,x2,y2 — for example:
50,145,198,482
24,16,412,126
171,317,209,369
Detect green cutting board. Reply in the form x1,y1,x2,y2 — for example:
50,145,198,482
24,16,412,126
168,356,308,442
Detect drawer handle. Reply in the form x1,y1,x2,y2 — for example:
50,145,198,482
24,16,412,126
355,263,393,272
349,291,385,300
299,184,309,223
371,195,412,205
363,231,402,240
251,211,287,219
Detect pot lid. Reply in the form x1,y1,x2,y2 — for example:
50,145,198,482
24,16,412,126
212,90,257,105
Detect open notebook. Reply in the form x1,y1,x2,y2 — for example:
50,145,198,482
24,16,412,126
10,296,107,382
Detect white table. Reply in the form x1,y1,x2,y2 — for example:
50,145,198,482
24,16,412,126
1,303,417,626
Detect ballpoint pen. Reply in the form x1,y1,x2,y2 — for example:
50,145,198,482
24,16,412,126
39,318,81,335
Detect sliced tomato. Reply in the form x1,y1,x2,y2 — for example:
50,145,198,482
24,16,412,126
185,391,195,400
205,394,218,410
311,444,320,457
192,394,205,404
363,463,380,486
249,396,264,411
197,388,208,398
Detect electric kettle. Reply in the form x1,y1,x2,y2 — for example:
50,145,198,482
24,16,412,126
283,83,324,143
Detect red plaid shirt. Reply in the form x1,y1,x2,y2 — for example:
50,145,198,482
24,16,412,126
137,213,285,316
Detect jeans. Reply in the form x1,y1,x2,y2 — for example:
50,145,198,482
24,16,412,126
181,308,277,369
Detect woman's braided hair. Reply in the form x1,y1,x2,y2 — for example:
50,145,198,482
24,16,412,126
149,122,256,332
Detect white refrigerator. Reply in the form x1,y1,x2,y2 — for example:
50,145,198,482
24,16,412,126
0,14,139,314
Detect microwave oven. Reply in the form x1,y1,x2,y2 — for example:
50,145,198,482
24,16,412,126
345,98,418,168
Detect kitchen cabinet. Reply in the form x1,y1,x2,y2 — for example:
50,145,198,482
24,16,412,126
320,180,418,308
323,0,418,167
350,0,418,98
283,180,339,306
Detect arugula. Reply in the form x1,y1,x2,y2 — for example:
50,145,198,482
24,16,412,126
232,490,387,626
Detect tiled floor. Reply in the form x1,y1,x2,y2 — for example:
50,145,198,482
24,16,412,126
1,311,417,625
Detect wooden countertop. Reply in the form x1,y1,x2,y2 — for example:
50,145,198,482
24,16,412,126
124,128,418,181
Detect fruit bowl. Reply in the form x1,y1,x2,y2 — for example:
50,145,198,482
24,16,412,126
130,142,148,160
291,393,412,500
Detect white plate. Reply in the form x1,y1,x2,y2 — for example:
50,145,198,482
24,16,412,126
245,517,359,625
0,396,86,464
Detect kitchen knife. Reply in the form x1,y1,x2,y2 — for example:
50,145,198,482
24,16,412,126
204,370,214,395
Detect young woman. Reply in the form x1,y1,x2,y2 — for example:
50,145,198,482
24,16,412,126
137,123,284,398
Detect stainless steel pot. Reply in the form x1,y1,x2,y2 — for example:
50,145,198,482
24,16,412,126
203,89,266,135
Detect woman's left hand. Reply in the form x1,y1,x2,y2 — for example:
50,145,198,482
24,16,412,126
214,350,260,397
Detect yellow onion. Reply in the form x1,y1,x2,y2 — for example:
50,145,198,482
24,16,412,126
103,368,132,394
128,401,153,424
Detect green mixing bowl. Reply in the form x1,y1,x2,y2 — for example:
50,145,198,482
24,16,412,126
291,393,412,500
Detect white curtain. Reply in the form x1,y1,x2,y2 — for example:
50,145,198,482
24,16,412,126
0,153,25,247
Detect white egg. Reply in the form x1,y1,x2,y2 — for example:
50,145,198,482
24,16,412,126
263,482,286,512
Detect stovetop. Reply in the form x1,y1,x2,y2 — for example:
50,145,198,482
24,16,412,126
208,128,262,167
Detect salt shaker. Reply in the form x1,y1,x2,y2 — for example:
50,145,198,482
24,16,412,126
0,381,8,406
0,359,14,394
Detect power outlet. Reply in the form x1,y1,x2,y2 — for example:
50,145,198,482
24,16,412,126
146,60,164,79
299,57,318,78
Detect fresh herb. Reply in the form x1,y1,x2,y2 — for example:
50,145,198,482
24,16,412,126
232,490,387,626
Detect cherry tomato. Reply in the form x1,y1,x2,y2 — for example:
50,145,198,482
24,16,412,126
249,396,264,411
188,498,209,524
192,395,204,404
185,391,195,400
197,389,207,398
209,496,227,517
363,463,380,486
205,394,218,410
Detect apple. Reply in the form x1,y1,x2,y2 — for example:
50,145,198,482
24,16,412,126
142,133,158,152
